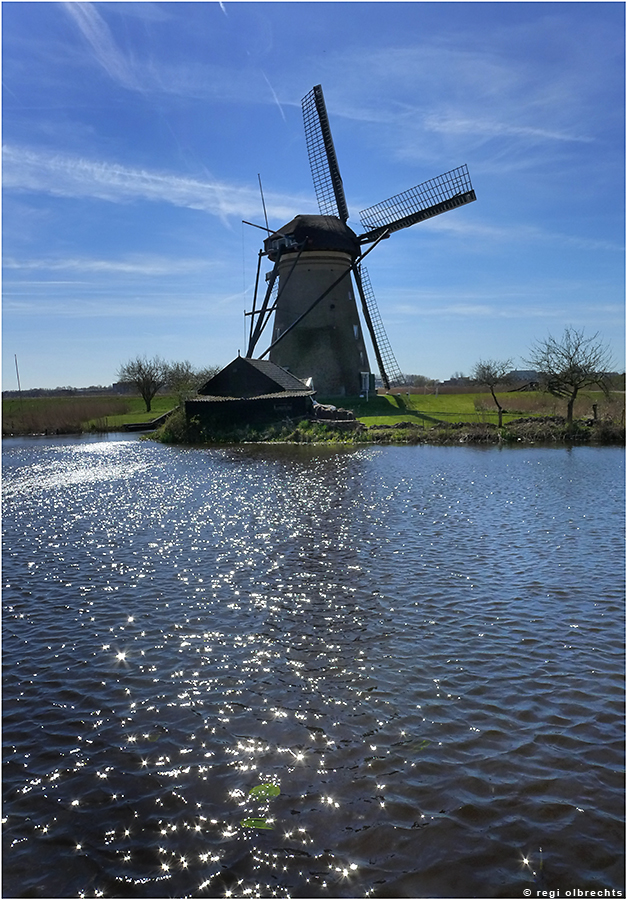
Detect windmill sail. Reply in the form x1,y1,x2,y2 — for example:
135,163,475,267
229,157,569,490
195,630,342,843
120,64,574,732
353,265,405,389
359,164,475,242
302,85,349,223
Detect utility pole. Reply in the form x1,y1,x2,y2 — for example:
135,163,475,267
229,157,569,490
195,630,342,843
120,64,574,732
14,354,22,395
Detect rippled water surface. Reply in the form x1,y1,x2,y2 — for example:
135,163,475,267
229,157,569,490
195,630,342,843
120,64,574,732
2,436,624,898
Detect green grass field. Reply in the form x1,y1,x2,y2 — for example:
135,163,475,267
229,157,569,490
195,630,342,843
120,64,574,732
317,389,623,428
324,392,500,426
2,389,623,435
95,396,178,428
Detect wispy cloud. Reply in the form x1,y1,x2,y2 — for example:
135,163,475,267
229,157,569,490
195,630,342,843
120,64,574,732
390,287,625,321
106,3,171,23
3,254,216,276
2,145,305,222
63,2,287,110
418,214,623,253
393,299,566,320
2,293,242,319
424,114,593,145
63,2,142,91
318,36,605,174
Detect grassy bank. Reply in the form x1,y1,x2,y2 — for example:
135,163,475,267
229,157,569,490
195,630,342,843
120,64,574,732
156,402,625,447
3,390,624,445
360,417,625,446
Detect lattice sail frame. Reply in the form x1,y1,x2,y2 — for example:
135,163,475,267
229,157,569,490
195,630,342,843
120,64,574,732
359,164,475,239
355,264,405,389
302,85,349,223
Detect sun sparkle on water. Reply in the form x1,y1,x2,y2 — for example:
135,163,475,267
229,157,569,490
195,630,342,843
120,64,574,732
2,439,623,898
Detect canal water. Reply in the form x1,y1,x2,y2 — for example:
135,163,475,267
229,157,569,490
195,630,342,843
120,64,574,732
2,436,624,899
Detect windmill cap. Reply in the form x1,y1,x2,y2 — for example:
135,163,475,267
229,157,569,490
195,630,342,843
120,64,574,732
265,214,360,260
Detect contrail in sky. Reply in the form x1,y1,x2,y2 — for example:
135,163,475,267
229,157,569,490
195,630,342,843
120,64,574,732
261,71,286,122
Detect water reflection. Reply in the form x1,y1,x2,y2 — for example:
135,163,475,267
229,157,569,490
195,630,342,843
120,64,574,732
2,438,624,897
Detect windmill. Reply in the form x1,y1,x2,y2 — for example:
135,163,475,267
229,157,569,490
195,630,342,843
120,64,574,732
245,84,476,396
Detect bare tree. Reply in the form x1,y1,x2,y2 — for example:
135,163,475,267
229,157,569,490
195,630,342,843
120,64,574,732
166,361,221,402
191,365,221,390
471,358,513,427
525,327,613,425
166,360,199,402
406,373,437,390
117,356,169,413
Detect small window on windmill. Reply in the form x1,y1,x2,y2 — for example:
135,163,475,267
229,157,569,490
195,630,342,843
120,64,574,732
271,234,299,253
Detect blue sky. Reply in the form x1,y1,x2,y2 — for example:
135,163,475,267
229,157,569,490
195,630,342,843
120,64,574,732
3,1,624,389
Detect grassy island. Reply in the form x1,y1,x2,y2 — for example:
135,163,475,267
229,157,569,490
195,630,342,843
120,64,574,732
154,390,625,447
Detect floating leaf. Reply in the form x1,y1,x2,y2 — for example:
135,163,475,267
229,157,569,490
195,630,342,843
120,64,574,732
248,783,280,799
405,739,430,752
241,817,274,830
